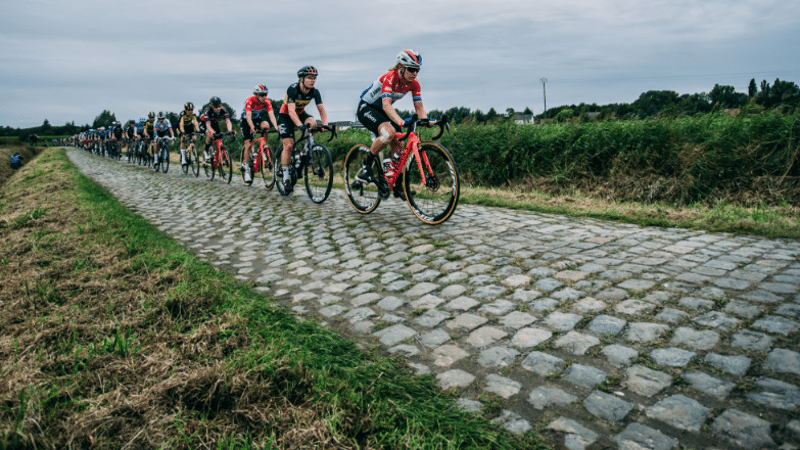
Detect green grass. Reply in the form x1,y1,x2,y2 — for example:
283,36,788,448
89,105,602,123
0,147,545,449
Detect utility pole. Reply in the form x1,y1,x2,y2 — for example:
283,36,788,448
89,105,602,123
540,78,548,121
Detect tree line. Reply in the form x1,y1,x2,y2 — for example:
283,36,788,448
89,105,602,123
3,78,798,140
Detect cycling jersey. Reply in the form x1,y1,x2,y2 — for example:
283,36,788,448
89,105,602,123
154,119,172,133
241,96,274,120
279,82,322,115
135,122,145,134
179,110,198,126
201,106,230,124
144,119,155,134
360,69,421,107
112,126,123,139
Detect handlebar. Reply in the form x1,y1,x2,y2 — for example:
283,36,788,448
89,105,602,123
398,114,450,142
297,124,337,144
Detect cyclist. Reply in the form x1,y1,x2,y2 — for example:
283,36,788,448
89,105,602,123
355,49,433,199
142,112,156,152
178,102,200,166
111,121,124,156
152,111,175,170
98,127,107,154
124,120,137,154
201,96,235,165
240,84,278,183
276,66,329,194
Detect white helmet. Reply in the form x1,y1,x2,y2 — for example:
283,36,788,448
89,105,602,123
396,49,422,69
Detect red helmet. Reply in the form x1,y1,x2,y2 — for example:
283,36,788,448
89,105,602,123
253,84,268,95
396,49,422,69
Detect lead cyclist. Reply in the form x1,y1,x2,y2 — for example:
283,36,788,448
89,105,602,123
355,49,434,199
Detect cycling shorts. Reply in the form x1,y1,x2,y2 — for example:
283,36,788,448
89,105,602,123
356,101,400,136
181,124,196,135
155,130,170,138
240,117,266,141
277,111,311,139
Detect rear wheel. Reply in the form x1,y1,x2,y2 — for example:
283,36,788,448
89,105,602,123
204,144,215,180
403,142,460,225
187,143,200,177
305,145,333,203
219,145,233,184
274,145,296,196
260,144,275,191
343,144,381,214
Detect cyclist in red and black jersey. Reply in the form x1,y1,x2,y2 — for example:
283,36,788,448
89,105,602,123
240,84,278,183
200,96,235,162
276,66,328,194
355,50,433,197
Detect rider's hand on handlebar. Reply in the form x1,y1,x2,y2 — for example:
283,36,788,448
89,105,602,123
403,117,413,127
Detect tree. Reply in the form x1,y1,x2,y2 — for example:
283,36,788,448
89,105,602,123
40,119,52,134
708,84,747,109
91,110,117,128
486,108,498,121
505,108,515,118
523,107,533,115
748,78,757,97
632,90,679,117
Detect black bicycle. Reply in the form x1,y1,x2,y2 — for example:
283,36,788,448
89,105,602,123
273,124,336,203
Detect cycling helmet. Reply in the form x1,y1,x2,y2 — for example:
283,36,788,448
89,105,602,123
184,102,194,110
253,84,268,95
396,49,422,69
210,96,222,107
157,111,166,119
148,111,155,119
297,66,318,78
139,117,146,123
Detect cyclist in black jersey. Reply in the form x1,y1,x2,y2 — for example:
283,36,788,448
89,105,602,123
276,66,329,194
201,96,235,162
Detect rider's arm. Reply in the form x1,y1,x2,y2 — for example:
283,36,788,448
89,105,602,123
317,104,328,127
287,103,302,127
225,119,233,133
414,101,428,121
246,108,255,132
268,110,278,130
382,97,404,129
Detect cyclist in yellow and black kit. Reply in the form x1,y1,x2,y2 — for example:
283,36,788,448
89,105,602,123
142,111,156,153
178,102,200,166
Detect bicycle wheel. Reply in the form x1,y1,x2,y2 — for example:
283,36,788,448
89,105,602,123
219,145,233,184
260,144,275,190
181,145,189,175
188,143,200,177
343,144,381,214
305,145,333,203
161,144,169,173
403,142,460,225
274,145,296,196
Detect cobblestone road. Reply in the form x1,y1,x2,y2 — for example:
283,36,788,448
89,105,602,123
68,148,800,449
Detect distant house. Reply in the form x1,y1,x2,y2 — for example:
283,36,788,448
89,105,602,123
513,113,534,124
335,121,364,130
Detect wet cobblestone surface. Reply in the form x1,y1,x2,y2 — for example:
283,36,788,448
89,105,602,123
68,149,800,449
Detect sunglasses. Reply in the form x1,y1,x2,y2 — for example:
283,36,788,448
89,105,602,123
257,94,267,98
406,67,420,73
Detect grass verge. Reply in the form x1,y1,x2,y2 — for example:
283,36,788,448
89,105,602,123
0,148,546,449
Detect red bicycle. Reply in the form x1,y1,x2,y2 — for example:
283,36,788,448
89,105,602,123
239,128,276,190
203,131,235,183
343,115,459,225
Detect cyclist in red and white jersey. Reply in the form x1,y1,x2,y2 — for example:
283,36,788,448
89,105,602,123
240,84,278,183
276,66,328,194
355,49,433,196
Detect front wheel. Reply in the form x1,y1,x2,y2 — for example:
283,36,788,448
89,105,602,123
160,144,170,173
343,144,381,214
187,143,200,177
403,142,460,225
305,145,333,203
219,145,233,184
260,144,275,191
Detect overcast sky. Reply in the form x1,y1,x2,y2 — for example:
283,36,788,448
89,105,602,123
2,0,798,129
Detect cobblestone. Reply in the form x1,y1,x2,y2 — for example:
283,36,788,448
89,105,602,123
69,149,800,450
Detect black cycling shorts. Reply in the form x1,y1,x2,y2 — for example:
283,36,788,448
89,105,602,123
277,111,312,139
240,118,265,141
356,101,400,136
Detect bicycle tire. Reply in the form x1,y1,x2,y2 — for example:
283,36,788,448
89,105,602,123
181,145,189,175
204,144,215,180
188,143,200,177
147,143,156,167
403,142,460,225
219,145,233,184
260,143,274,190
161,143,169,173
343,144,381,214
274,144,295,196
305,145,333,203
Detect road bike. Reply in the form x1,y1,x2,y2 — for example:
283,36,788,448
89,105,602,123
203,131,235,183
239,128,276,190
180,132,201,177
138,138,152,167
153,136,175,173
273,124,336,203
343,115,459,225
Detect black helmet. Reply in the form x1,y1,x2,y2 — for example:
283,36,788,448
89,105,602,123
148,111,155,119
210,96,222,107
297,66,318,78
184,102,194,110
